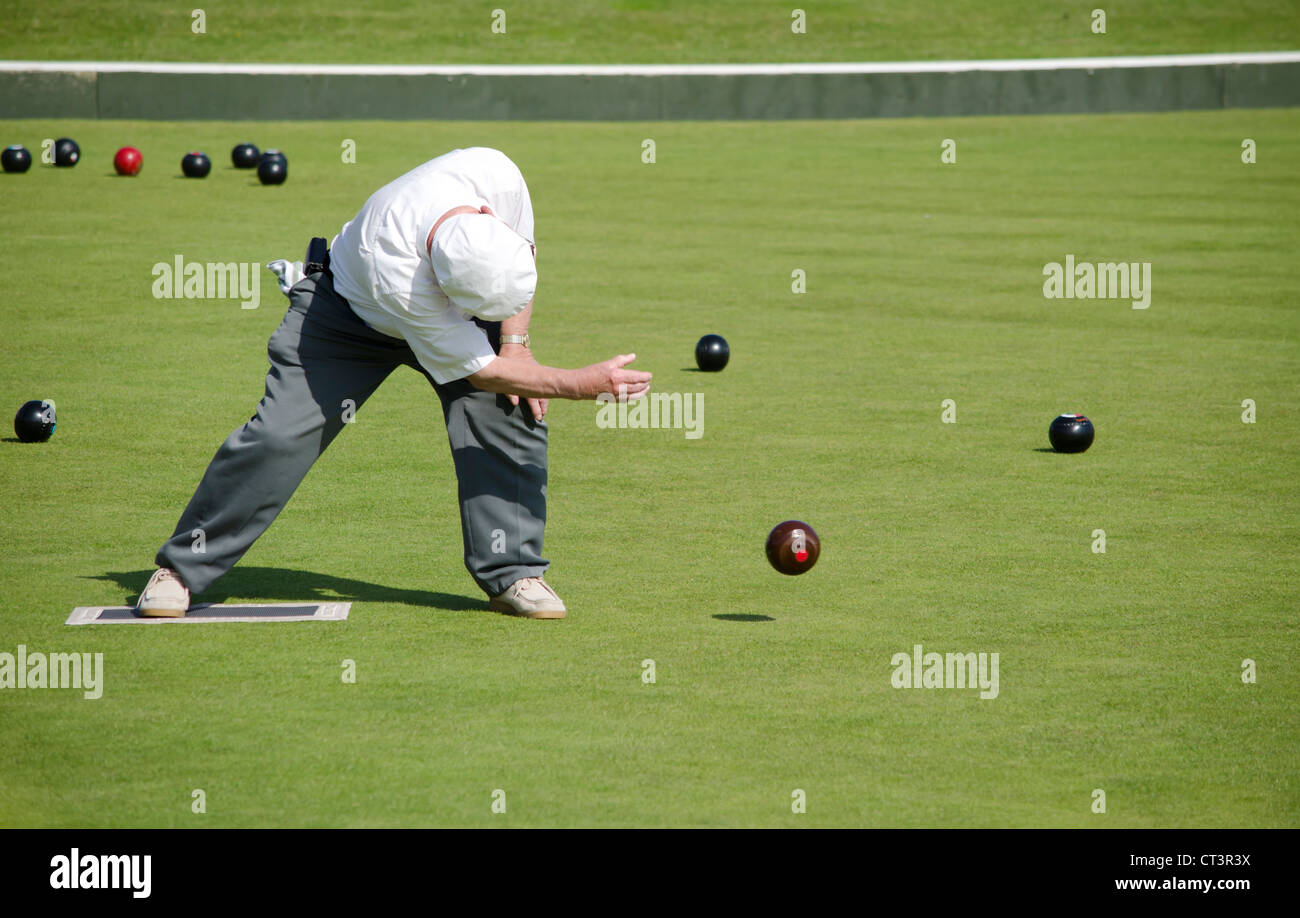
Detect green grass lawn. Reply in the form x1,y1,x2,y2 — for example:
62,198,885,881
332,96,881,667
0,110,1296,827
1,0,1298,64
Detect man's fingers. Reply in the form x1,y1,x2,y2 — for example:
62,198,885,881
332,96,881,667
613,379,651,401
613,372,652,392
509,393,547,420
588,354,652,401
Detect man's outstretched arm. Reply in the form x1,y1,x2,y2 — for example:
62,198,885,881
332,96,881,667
468,353,651,402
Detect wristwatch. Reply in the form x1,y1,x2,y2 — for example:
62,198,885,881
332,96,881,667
501,333,530,348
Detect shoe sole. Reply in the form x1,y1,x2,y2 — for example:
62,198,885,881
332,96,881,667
488,599,566,620
137,606,187,618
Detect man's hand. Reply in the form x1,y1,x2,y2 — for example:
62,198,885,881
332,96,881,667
577,353,652,401
500,342,548,421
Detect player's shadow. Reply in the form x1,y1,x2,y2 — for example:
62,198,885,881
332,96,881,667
712,613,774,622
92,567,484,612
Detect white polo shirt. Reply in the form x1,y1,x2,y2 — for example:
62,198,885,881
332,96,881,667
330,147,536,384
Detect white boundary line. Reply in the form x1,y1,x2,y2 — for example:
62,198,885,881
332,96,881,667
66,602,352,624
2,52,1298,77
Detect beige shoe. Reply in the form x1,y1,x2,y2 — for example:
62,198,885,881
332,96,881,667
136,568,191,617
489,577,567,619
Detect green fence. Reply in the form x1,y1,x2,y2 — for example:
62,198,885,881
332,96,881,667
2,55,1298,120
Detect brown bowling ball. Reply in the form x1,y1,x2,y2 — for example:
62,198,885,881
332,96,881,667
765,520,820,575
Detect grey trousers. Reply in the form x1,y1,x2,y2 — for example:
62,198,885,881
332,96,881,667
156,271,548,597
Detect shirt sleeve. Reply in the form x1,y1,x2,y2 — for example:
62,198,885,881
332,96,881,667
404,312,498,385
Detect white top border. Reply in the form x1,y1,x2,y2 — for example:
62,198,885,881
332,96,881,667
2,52,1298,77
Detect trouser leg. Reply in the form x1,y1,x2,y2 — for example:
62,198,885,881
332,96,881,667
156,274,406,594
435,374,550,598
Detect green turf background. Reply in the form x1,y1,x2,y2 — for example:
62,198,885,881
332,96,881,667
0,111,1296,826
1,1,1299,63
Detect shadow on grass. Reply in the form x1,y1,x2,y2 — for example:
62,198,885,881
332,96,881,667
90,567,484,612
712,613,774,622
